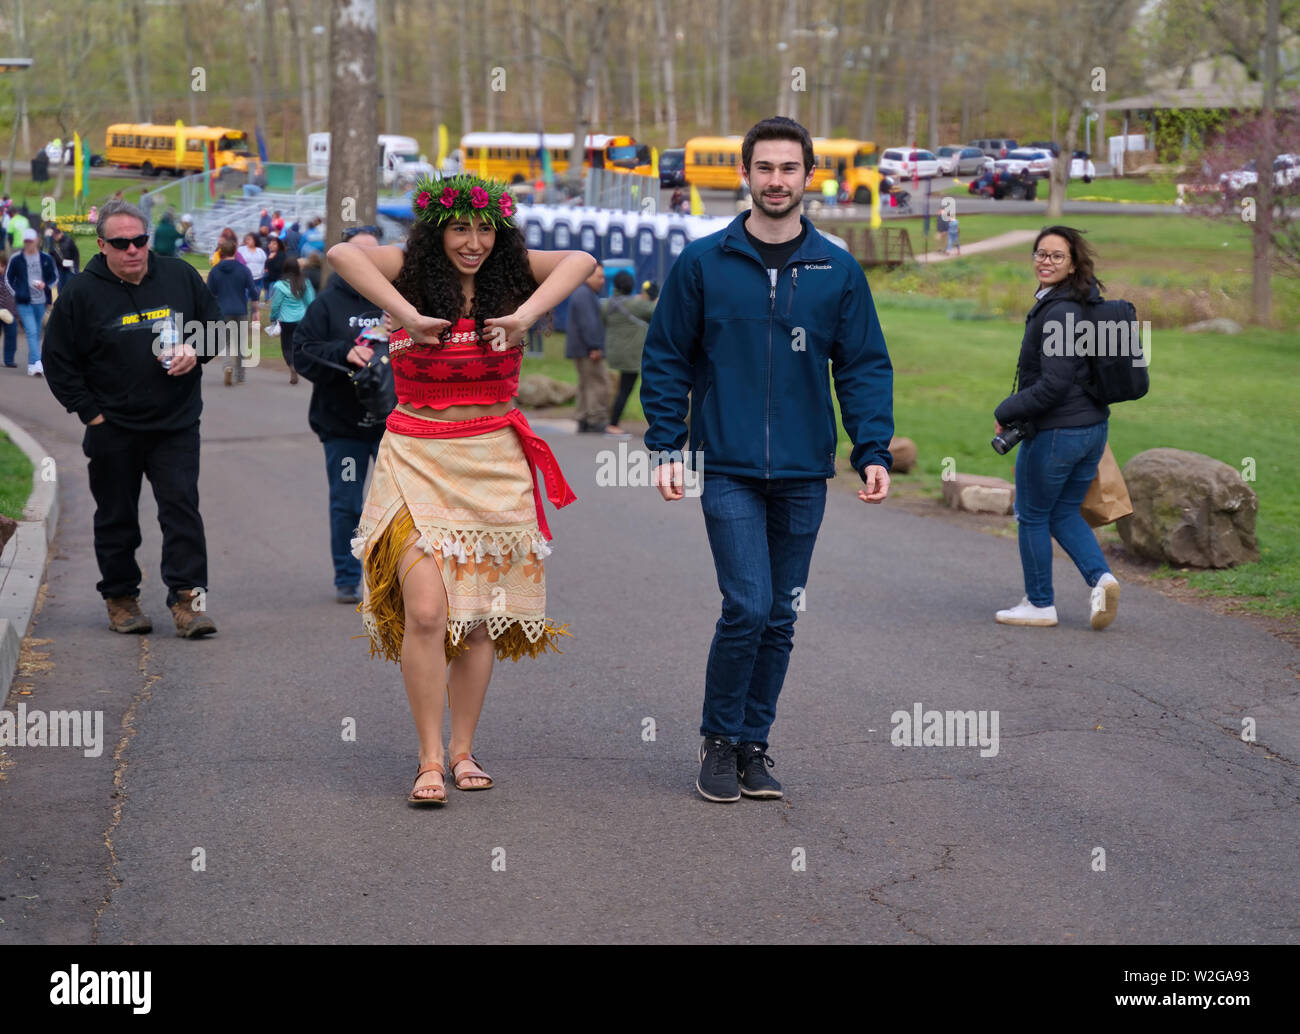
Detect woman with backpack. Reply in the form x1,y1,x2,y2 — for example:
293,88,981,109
601,270,654,437
268,256,315,384
992,225,1120,630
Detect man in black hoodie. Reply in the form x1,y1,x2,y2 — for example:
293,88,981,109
43,199,223,638
292,229,389,603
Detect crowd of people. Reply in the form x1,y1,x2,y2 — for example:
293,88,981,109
1,193,82,376
28,116,1121,810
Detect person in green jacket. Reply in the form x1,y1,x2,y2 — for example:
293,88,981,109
152,210,181,257
268,257,316,384
600,270,654,437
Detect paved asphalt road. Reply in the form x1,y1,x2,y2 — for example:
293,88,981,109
0,361,1296,944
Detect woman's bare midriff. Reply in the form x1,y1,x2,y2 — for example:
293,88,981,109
397,399,515,423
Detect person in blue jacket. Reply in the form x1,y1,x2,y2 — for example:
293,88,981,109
5,227,60,376
641,116,895,804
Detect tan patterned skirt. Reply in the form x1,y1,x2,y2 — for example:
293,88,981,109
352,414,571,663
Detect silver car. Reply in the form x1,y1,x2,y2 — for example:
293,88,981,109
935,145,989,176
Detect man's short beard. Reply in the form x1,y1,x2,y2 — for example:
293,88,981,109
750,185,803,218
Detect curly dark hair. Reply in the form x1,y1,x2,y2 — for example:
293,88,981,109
1034,225,1105,299
393,217,538,343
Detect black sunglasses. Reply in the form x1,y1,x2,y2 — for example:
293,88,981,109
341,225,382,242
102,234,150,251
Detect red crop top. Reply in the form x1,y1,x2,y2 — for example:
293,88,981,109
387,317,522,409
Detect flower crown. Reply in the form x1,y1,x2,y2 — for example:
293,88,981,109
412,174,516,229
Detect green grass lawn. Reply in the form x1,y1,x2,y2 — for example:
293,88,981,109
0,430,34,521
933,176,1177,205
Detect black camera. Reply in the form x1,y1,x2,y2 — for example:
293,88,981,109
992,423,1027,454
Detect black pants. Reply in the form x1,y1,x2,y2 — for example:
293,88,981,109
279,320,299,370
610,370,639,427
83,421,208,604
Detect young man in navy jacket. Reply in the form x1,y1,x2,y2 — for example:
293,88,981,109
641,117,895,802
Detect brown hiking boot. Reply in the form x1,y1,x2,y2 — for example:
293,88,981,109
169,588,217,638
106,595,152,634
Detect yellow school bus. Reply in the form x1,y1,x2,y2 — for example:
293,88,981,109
685,136,880,202
105,123,252,177
460,132,652,181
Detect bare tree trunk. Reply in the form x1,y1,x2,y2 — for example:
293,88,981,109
529,13,544,131
1047,104,1082,217
458,0,473,135
926,0,939,150
717,0,730,136
326,0,378,276
14,0,32,157
569,3,611,173
379,0,397,134
314,0,331,138
429,0,445,153
288,0,314,152
133,0,152,122
1253,0,1279,324
632,31,642,139
181,0,200,125
650,21,664,129
654,0,677,145
777,0,795,119
115,0,141,124
248,0,268,145
483,0,497,131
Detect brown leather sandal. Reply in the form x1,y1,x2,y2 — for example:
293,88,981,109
449,752,494,791
408,761,447,806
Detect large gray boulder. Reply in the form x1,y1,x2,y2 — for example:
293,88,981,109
516,374,577,408
941,473,1015,515
1116,448,1258,567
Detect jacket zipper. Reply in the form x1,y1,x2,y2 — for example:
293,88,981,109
766,270,775,477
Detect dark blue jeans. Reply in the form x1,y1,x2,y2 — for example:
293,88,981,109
1014,422,1112,606
323,435,380,590
3,317,16,365
700,472,827,747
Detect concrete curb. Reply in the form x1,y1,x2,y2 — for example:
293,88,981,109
0,411,59,696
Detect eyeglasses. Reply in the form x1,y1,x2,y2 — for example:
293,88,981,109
102,234,150,251
1032,249,1069,264
341,225,382,242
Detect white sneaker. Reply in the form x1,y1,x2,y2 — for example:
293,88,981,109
995,597,1058,626
26,362,42,377
1090,573,1120,630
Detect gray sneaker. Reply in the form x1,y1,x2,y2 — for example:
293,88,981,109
697,736,741,802
737,741,783,799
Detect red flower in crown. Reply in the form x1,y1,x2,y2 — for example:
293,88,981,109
439,187,459,209
498,194,515,217
415,191,432,210
469,187,490,209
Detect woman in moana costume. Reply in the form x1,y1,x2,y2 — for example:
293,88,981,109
328,175,595,805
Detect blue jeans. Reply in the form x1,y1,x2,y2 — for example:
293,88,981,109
3,317,16,365
700,473,827,747
16,302,43,364
1014,422,1111,606
323,436,380,590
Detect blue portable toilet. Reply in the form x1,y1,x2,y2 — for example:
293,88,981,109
633,222,662,289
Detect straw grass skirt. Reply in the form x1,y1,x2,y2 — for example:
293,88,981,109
352,421,570,663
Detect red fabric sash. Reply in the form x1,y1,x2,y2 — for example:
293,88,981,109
384,408,576,540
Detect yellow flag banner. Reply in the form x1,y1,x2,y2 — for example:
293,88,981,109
651,146,659,179
175,120,185,169
436,124,448,171
689,184,704,216
73,132,83,200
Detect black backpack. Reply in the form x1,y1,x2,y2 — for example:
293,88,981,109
1076,297,1149,404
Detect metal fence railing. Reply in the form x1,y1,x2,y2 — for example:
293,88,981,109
583,168,659,213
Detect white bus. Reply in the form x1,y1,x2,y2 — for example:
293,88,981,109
306,133,437,186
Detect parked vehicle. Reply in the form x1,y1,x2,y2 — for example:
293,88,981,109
1219,153,1300,196
308,132,438,187
969,138,1019,159
994,148,1053,178
659,147,686,187
1070,150,1096,181
1028,140,1061,157
44,140,104,167
934,145,988,176
878,147,940,179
